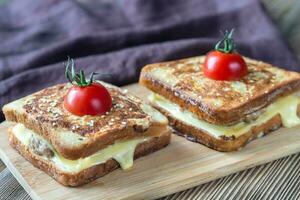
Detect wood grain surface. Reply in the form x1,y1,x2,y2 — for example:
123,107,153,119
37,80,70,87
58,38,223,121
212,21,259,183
0,84,300,200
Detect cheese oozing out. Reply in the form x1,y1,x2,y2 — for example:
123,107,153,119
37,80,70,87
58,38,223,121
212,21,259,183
149,93,300,138
12,123,151,173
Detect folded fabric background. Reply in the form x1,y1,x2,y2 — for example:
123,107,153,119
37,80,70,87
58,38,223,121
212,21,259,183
0,0,299,121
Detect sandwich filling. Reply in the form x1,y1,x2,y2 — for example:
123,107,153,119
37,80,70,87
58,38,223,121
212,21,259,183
149,93,300,138
12,123,152,173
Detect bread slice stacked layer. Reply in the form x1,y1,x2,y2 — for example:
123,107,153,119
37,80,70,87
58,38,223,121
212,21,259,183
3,82,171,186
140,56,300,151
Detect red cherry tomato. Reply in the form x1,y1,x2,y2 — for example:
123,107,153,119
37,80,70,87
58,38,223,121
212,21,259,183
64,83,112,116
203,51,247,81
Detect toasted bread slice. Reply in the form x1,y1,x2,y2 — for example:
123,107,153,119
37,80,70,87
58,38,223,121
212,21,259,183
3,82,169,160
140,56,300,125
8,125,171,186
158,108,281,151
149,93,300,151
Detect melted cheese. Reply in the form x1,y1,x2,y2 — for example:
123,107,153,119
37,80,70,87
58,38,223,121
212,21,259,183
149,93,300,138
141,103,168,124
12,123,151,173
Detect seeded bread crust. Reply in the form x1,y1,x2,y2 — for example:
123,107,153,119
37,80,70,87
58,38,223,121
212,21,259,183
8,127,171,187
152,104,300,151
139,56,300,125
3,82,169,160
4,108,168,160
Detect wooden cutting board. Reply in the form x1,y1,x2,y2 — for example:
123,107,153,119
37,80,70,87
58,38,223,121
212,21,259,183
1,83,300,200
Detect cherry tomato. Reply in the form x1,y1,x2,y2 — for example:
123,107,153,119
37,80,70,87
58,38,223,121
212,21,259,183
203,50,247,81
64,82,112,116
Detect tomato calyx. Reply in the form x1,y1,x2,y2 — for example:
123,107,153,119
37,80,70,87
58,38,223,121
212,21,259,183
203,29,248,81
63,58,112,116
65,57,99,87
214,29,235,54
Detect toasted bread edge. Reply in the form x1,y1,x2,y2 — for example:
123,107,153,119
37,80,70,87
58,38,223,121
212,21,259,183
140,67,300,125
152,104,300,151
8,127,171,186
3,107,169,160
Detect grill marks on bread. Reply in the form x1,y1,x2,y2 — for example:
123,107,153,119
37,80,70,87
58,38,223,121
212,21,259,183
156,58,280,108
140,56,300,125
23,84,151,136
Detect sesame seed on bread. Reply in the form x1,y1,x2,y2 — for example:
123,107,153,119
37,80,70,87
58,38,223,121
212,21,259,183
140,56,300,125
3,81,169,160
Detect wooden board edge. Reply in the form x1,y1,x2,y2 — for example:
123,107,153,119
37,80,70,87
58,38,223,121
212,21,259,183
123,146,300,200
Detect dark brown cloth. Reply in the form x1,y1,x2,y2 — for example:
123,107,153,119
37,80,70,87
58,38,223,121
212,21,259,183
0,0,299,121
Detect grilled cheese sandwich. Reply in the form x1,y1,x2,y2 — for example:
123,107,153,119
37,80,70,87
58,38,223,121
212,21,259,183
140,55,300,151
3,81,171,186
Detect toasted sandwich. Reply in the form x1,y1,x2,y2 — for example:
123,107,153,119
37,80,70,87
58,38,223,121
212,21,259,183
3,77,171,186
139,56,300,151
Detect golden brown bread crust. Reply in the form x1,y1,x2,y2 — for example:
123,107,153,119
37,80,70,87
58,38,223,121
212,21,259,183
139,56,300,125
4,108,167,160
3,82,168,160
153,104,300,152
8,127,171,187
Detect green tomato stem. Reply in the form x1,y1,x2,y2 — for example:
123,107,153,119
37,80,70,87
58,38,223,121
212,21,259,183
214,29,236,53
